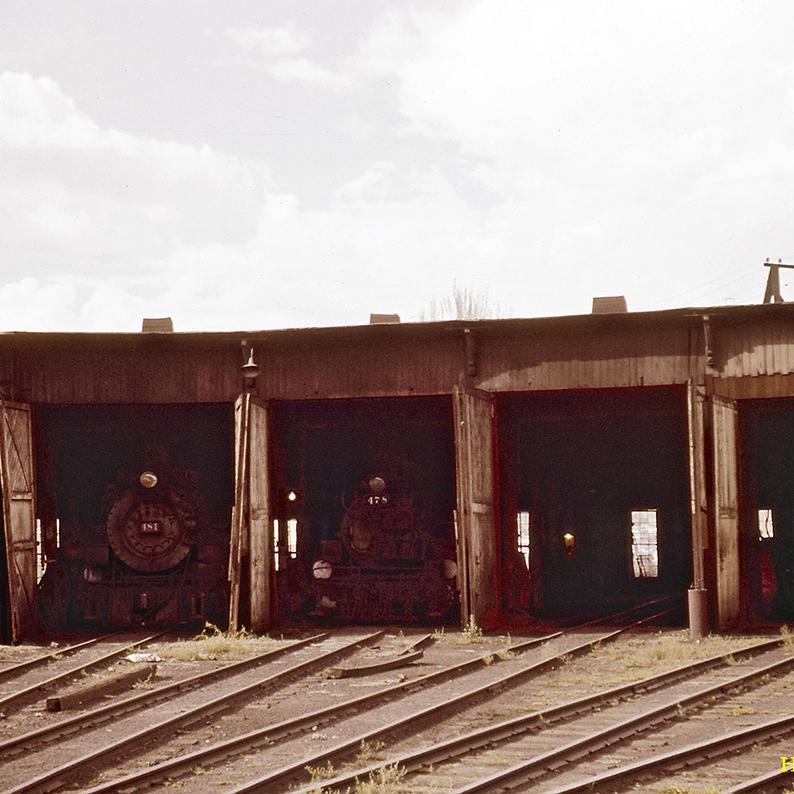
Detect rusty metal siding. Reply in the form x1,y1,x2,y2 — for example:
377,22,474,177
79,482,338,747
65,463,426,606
6,306,794,406
259,333,462,400
709,374,794,400
476,324,695,392
715,320,794,379
6,330,464,404
18,344,238,404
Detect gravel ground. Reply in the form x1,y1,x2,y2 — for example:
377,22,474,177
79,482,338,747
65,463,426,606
0,626,790,794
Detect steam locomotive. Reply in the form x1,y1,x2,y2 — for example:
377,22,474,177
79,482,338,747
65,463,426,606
306,474,458,622
39,465,228,628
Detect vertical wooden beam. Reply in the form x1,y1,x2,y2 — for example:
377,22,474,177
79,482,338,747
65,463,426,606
228,393,250,632
452,392,471,624
711,395,741,629
248,399,271,632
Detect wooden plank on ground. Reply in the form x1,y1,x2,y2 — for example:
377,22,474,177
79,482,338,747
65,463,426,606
46,664,157,711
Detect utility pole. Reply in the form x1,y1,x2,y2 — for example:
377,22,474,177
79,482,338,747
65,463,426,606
763,258,794,304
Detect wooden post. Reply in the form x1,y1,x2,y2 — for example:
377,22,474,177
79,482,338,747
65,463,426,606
248,399,271,633
228,393,250,632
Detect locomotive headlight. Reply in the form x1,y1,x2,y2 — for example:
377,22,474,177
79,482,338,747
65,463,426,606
312,560,333,580
139,471,158,489
442,559,458,580
368,476,386,494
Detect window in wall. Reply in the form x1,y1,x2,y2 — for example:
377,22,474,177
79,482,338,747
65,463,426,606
287,518,298,558
35,518,45,583
758,508,774,539
631,509,659,579
273,518,299,572
516,511,531,569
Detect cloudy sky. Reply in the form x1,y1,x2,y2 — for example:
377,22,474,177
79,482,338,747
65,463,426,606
2,1,794,331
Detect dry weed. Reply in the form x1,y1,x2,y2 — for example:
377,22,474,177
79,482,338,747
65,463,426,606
356,740,385,764
353,764,407,793
151,623,281,661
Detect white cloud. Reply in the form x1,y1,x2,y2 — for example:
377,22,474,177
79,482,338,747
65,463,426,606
0,71,268,284
3,3,794,334
225,24,309,59
220,23,352,87
348,1,794,311
269,57,353,87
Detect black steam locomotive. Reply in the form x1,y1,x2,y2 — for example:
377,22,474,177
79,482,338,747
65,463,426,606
306,475,458,622
40,465,228,628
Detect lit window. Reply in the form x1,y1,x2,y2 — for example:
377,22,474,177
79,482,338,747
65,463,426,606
631,509,659,579
758,508,774,539
516,511,530,569
287,518,298,558
35,518,45,583
273,518,298,572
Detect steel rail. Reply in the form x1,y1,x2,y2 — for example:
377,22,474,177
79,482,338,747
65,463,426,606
723,764,794,792
399,632,435,654
80,628,568,794
452,645,794,792
539,711,794,794
8,631,384,794
303,634,788,793
0,633,164,714
211,609,669,794
229,612,673,793
76,599,675,794
0,637,105,683
0,632,327,756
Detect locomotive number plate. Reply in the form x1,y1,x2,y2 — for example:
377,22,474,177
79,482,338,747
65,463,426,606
140,521,162,534
367,495,389,505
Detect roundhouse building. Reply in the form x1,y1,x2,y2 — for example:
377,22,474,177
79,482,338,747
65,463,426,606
1,302,792,641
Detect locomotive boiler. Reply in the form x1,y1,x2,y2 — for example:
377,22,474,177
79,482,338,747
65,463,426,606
40,464,228,628
306,474,458,622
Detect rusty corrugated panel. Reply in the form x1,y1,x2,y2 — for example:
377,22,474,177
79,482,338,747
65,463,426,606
5,305,794,404
716,320,794,379
476,324,693,392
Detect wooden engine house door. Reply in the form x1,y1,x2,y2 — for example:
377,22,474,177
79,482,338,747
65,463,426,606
711,394,740,629
229,394,272,632
453,386,498,628
0,401,37,642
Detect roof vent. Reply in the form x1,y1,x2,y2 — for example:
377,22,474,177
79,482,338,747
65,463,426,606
369,313,401,324
591,296,628,314
141,317,174,333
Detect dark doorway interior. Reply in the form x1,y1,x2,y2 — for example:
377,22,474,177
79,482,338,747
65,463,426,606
270,396,459,625
499,386,691,621
740,400,794,622
34,404,233,630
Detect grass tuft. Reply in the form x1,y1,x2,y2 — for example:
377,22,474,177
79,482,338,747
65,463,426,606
354,764,407,793
151,622,281,661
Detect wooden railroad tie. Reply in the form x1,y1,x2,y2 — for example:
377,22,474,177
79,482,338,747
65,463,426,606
46,663,157,712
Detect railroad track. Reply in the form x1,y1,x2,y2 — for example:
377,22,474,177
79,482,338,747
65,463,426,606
0,633,163,720
0,637,104,684
31,601,674,793
1,629,384,794
0,631,329,756
301,633,794,793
